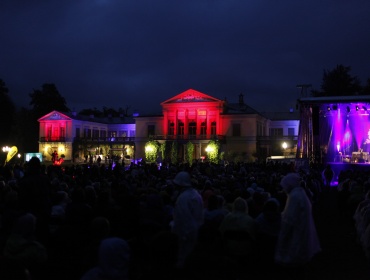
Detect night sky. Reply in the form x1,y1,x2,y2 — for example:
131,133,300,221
1,1,370,115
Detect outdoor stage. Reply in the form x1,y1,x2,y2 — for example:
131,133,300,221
297,95,370,175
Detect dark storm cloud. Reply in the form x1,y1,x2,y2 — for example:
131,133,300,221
1,0,370,114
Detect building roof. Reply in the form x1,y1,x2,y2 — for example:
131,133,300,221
160,88,224,105
66,112,135,124
38,110,135,124
261,111,300,120
223,102,261,115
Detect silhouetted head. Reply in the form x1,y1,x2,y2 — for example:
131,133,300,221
280,173,301,194
173,171,192,188
27,157,41,174
232,197,248,214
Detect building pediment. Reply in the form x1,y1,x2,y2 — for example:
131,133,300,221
38,111,72,122
161,89,223,106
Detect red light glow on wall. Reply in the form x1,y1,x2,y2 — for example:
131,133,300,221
161,89,224,137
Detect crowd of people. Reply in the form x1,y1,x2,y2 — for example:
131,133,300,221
0,157,369,279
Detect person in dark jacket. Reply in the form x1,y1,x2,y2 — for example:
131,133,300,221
17,157,51,245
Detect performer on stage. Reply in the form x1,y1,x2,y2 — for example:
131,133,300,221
52,150,58,164
362,129,370,153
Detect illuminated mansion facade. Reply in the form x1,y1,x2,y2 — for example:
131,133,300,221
38,89,299,163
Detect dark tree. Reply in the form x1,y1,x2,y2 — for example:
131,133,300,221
78,106,132,118
0,79,16,145
78,107,103,117
21,83,71,152
9,107,36,154
103,107,119,117
362,78,370,95
29,83,70,118
314,64,362,97
118,106,131,117
103,106,131,117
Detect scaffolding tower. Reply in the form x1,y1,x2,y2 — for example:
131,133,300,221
296,84,315,163
296,103,314,163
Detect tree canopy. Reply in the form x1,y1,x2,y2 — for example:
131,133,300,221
363,78,370,95
29,83,70,118
0,79,16,144
312,64,364,97
78,106,131,117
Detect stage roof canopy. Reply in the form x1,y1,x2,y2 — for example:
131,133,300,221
298,95,370,104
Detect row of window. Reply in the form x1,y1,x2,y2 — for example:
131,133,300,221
270,128,295,136
46,127,65,139
149,121,218,137
75,128,136,138
149,124,295,137
44,124,294,140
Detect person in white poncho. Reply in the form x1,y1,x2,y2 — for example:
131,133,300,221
274,172,321,279
171,171,204,268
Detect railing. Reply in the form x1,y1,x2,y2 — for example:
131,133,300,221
40,137,67,142
73,137,136,143
151,135,226,141
40,135,296,144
